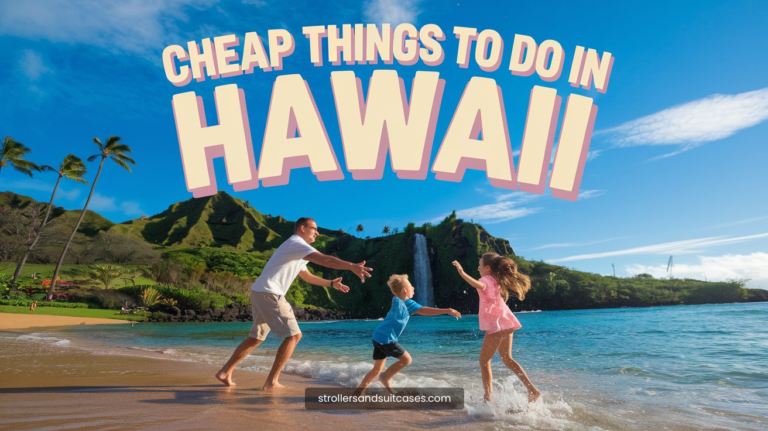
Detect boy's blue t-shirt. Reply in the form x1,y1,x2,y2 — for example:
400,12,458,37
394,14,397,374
372,296,423,344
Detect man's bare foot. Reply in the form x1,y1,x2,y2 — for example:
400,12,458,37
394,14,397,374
378,375,396,394
528,388,541,403
215,371,235,386
262,381,288,391
484,393,492,402
353,387,366,397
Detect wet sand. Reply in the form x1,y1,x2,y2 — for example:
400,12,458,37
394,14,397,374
0,336,476,430
0,312,131,330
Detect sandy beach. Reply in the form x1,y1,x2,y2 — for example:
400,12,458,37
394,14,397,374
0,319,475,431
0,312,132,330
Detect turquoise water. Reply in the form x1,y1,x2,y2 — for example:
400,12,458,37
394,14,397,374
15,302,768,430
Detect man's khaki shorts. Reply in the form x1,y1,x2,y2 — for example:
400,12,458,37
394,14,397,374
249,291,301,340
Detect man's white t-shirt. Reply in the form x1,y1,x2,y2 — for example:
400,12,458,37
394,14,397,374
251,235,318,296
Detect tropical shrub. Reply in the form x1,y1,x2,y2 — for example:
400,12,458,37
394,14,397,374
89,264,126,288
153,285,229,312
141,287,163,307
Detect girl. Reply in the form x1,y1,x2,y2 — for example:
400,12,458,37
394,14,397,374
452,253,541,403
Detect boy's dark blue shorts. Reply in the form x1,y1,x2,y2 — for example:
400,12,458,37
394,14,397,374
372,340,406,360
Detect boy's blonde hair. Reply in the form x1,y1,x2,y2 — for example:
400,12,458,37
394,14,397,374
387,274,409,295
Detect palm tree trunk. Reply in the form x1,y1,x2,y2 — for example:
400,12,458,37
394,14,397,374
13,175,62,281
48,158,105,299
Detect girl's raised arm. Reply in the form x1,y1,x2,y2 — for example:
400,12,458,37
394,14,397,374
452,260,486,290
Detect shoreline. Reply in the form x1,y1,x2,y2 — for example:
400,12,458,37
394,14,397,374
0,312,131,330
0,328,475,431
1,303,765,430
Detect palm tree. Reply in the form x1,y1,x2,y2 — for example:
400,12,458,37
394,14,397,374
12,155,88,281
89,264,126,289
356,224,364,237
47,136,135,298
0,136,40,177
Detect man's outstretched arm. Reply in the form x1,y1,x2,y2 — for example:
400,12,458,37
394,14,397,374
304,253,372,282
298,270,349,293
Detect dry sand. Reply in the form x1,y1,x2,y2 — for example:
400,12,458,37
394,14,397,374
0,329,479,430
0,312,131,330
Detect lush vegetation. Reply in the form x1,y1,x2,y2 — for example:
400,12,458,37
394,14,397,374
2,190,766,320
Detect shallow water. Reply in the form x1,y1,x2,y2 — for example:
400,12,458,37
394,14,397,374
11,302,768,430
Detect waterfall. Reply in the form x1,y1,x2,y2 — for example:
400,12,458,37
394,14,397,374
413,234,434,306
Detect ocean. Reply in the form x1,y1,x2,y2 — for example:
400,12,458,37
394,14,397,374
10,302,768,430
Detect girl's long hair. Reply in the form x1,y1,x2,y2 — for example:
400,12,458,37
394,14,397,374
481,252,531,302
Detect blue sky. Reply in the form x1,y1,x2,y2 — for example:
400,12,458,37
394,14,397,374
1,0,767,287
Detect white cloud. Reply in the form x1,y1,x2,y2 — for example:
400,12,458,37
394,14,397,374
120,201,145,216
19,50,51,81
529,236,626,251
494,191,543,203
549,232,768,263
432,194,542,224
0,179,51,194
0,0,213,58
705,216,768,231
625,252,768,288
87,192,117,212
587,149,602,161
577,189,604,200
363,0,420,25
84,193,144,217
599,87,768,158
0,179,80,201
57,188,81,201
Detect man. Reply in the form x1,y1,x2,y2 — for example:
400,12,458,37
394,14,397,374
215,217,372,389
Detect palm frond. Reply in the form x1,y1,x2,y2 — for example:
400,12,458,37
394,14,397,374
105,136,122,147
13,159,41,171
110,156,132,172
87,154,101,162
110,144,133,154
92,137,104,152
114,153,136,165
62,155,88,182
2,137,31,156
67,177,90,185
12,165,34,177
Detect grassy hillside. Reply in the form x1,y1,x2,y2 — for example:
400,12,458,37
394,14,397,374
3,190,765,318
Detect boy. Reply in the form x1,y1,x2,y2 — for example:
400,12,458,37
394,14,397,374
354,274,461,395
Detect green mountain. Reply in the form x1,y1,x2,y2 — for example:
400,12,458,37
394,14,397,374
0,191,114,236
3,190,766,316
109,191,293,250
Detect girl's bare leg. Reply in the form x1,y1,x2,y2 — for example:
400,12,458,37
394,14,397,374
480,331,506,401
354,359,386,396
379,351,412,394
498,332,540,402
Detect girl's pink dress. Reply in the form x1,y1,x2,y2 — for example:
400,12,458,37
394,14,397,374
477,275,522,333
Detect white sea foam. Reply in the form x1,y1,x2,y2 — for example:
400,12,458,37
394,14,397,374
466,376,582,430
125,346,178,355
281,357,582,430
284,360,374,387
17,333,69,344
